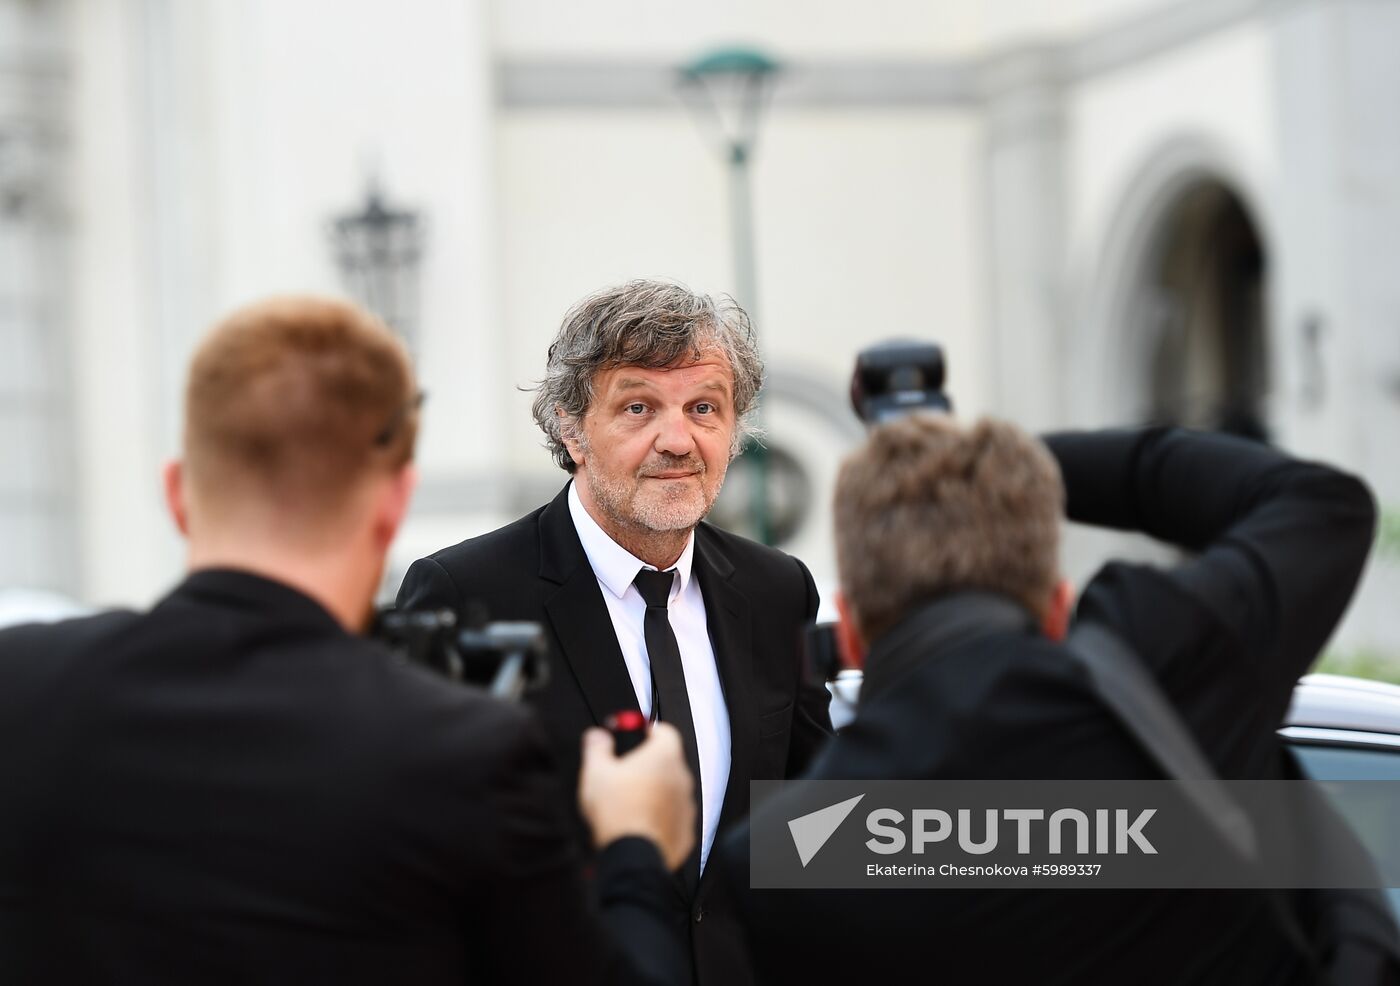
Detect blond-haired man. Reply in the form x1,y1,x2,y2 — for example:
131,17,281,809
721,417,1381,985
0,297,694,985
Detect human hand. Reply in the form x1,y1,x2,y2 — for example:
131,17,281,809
578,722,696,872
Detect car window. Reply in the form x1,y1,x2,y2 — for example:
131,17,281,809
1292,743,1400,781
1290,741,1400,917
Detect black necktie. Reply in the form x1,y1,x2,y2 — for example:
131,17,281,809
633,567,703,888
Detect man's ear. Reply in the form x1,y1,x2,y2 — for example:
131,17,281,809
162,459,190,538
372,463,418,551
1041,578,1075,642
558,408,586,468
834,591,867,671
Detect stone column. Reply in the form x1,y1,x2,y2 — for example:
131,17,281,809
976,46,1069,430
1274,0,1400,654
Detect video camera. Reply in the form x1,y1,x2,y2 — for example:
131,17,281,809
373,608,549,702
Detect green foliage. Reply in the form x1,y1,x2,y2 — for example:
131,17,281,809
1379,506,1400,561
1311,507,1400,684
1316,649,1400,686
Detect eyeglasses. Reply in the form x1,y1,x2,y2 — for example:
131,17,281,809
374,390,427,447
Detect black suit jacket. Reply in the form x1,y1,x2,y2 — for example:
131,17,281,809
720,427,1378,986
0,569,687,986
398,482,834,986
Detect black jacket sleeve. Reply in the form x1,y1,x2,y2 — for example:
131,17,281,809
786,556,835,776
477,716,688,986
396,555,461,613
1043,427,1376,708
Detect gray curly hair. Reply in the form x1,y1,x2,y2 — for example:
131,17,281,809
530,279,766,472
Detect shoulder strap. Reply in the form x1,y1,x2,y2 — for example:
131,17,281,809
1066,619,1400,983
1064,620,1258,860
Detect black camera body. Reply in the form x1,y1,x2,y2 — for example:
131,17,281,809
373,607,549,702
808,338,956,692
849,339,952,425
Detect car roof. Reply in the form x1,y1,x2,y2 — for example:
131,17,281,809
1284,674,1400,736
827,671,1400,739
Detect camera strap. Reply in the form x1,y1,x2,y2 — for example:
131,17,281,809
1065,618,1400,986
1065,620,1258,859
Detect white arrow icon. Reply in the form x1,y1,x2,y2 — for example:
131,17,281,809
788,794,865,867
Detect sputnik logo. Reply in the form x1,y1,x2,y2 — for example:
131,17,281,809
787,795,865,867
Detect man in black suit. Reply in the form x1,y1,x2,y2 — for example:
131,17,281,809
399,279,833,986
720,417,1384,984
0,297,696,985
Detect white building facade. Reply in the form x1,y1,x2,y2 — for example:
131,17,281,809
4,0,1398,658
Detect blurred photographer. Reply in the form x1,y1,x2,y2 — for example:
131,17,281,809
0,297,693,985
721,413,1392,985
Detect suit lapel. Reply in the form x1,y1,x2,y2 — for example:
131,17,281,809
693,526,756,837
537,493,757,900
538,484,641,725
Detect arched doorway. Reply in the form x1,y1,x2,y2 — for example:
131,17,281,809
1137,180,1269,440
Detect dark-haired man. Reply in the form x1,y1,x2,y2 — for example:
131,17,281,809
0,296,695,985
399,279,833,986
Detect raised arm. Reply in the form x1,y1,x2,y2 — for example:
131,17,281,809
1043,427,1376,687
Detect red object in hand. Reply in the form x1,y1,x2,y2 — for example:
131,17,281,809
605,710,648,756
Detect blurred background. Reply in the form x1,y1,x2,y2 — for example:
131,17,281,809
3,0,1399,679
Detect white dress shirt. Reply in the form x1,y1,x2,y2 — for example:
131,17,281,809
568,482,731,871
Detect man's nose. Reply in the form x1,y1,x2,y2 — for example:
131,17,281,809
653,408,696,458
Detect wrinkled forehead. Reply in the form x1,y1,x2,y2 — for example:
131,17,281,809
592,350,735,399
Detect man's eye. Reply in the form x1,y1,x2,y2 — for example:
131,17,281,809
626,403,648,415
694,403,715,415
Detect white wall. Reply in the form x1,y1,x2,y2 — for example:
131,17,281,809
494,0,984,60
70,0,498,607
51,0,1400,665
1065,20,1277,429
495,105,985,581
1061,9,1400,656
493,0,1175,60
71,0,179,608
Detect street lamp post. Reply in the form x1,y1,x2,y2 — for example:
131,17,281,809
678,47,780,544
328,178,426,351
678,47,779,319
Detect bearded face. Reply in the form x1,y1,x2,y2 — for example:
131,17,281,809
568,354,735,538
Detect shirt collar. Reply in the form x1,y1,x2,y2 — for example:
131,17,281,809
568,480,694,601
